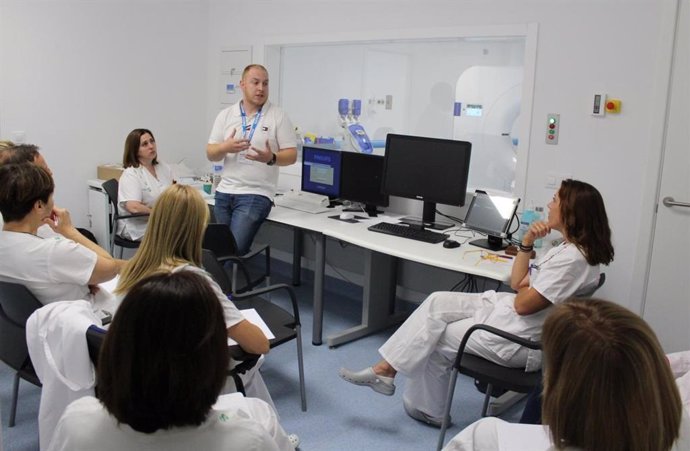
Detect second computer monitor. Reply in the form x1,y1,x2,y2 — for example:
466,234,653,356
382,134,472,228
301,146,342,198
340,151,389,216
463,190,520,250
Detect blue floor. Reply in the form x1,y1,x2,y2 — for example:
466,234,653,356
0,261,525,450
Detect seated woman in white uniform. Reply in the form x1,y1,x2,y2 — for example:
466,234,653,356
48,271,296,451
0,163,122,304
340,179,615,426
114,184,275,407
117,128,175,241
443,298,690,451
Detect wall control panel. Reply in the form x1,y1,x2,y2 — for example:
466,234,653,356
546,113,560,145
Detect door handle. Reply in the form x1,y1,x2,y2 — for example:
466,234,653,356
662,196,690,208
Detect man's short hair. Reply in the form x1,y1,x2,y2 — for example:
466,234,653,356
0,163,54,223
241,63,268,79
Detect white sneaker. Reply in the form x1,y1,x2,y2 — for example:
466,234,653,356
339,367,396,396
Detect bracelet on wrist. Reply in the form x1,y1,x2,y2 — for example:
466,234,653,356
519,244,534,252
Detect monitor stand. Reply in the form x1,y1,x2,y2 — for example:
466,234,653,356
342,202,383,217
469,235,508,251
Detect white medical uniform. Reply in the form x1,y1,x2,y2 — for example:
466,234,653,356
0,231,96,304
117,162,175,241
379,243,600,419
208,101,296,200
442,412,690,451
47,393,294,451
26,301,100,451
669,351,690,410
0,215,56,238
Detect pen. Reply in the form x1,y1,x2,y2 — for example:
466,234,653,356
495,254,513,260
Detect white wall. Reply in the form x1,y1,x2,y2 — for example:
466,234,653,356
0,0,673,312
206,0,672,310
0,0,210,229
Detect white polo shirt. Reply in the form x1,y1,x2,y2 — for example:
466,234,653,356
208,101,296,200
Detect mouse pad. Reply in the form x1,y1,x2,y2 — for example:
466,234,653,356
328,215,368,223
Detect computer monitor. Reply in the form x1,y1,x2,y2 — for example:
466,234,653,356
463,190,520,251
301,146,342,198
382,134,472,229
340,151,389,217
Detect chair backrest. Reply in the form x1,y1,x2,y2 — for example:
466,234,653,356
86,325,106,368
201,249,232,294
577,272,606,298
0,281,44,371
203,223,240,259
101,178,119,215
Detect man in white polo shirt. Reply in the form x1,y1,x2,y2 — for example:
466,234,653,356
206,64,297,255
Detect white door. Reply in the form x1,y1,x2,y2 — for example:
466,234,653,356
642,0,690,352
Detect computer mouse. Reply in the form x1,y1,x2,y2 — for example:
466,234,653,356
443,239,461,249
339,212,355,221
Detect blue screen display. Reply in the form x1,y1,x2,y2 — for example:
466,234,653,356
301,147,342,197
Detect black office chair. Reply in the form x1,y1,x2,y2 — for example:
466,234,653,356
436,325,542,450
202,249,307,411
101,178,149,258
203,223,271,295
435,272,608,449
0,281,44,427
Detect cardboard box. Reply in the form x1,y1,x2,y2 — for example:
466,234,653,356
97,164,124,181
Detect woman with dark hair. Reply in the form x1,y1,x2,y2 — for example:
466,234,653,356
117,128,175,241
340,179,615,426
443,298,689,451
0,163,122,304
48,271,296,451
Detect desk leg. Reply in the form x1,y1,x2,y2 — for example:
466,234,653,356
327,250,406,347
312,233,326,346
292,229,303,286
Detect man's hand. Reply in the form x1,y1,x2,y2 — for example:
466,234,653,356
246,140,274,164
222,129,251,154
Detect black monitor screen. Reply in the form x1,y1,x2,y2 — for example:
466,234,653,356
382,134,471,227
463,190,520,239
302,146,342,198
340,151,389,210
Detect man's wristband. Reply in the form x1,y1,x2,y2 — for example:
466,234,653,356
266,152,277,166
519,243,534,253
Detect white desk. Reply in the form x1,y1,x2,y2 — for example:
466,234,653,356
320,214,513,346
262,207,513,347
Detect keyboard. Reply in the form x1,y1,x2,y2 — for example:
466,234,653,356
368,222,449,244
274,197,331,214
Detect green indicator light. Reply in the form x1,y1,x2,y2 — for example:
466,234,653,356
549,118,556,124
549,130,555,134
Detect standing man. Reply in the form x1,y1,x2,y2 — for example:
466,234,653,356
207,64,297,255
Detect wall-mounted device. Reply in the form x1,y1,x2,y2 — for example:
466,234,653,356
592,93,606,117
545,113,560,145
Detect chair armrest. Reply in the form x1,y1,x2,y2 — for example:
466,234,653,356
240,243,269,260
115,212,150,220
231,283,300,326
454,324,542,369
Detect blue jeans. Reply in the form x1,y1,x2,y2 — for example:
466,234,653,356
214,192,272,255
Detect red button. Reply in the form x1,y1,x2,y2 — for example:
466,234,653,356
606,102,615,110
549,124,555,129
548,135,554,140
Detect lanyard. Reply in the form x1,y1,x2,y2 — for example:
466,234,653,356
239,101,263,143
